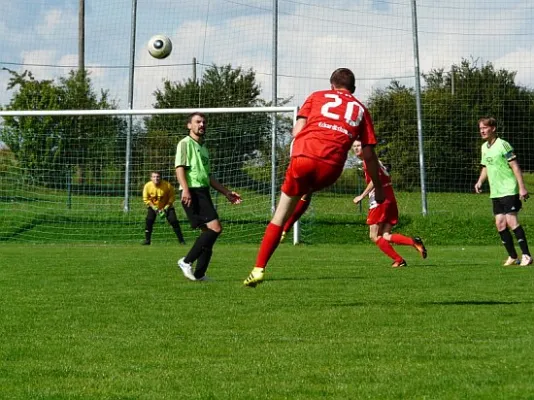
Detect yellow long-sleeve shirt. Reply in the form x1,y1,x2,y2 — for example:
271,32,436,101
142,180,175,209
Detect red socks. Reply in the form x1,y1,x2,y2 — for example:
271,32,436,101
389,234,414,246
376,237,403,263
255,223,284,268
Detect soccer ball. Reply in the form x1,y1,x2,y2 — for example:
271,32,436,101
147,35,172,59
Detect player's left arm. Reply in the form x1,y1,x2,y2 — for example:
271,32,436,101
362,146,384,204
166,181,176,210
509,159,529,200
209,175,242,204
359,111,384,203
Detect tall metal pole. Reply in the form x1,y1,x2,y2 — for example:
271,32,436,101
451,65,455,96
124,0,137,212
410,0,428,215
270,0,278,214
78,0,85,75
72,0,85,209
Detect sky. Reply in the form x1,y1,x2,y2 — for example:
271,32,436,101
0,0,533,110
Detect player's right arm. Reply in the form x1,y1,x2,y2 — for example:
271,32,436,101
353,180,374,205
292,95,313,138
142,183,152,207
143,183,158,210
175,167,191,207
175,139,192,207
474,167,487,193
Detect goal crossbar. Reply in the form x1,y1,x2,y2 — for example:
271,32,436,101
0,106,298,117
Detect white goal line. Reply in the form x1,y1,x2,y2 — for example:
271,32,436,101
0,106,298,117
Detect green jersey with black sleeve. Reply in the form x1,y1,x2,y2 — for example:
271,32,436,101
175,136,211,189
480,137,518,198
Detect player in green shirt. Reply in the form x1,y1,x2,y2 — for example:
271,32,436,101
474,117,532,266
175,112,242,281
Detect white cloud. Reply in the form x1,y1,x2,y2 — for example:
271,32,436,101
21,49,57,67
493,47,534,88
36,9,70,36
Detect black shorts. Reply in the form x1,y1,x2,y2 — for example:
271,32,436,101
492,194,522,215
181,187,219,229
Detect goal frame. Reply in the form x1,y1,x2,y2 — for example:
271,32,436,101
0,106,302,244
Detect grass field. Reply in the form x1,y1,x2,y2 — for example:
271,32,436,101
1,189,533,245
1,243,534,399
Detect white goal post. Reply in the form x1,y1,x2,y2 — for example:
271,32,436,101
0,106,307,245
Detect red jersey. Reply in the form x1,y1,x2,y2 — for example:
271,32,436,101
291,89,377,167
363,160,396,209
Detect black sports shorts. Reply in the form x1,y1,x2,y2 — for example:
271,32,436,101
181,187,219,229
492,194,522,215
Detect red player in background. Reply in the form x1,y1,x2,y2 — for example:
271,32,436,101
352,140,427,267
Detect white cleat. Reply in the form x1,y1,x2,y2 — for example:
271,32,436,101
178,258,197,281
520,254,533,266
503,257,519,266
243,267,265,287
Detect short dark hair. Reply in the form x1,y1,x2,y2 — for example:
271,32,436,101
478,116,497,127
187,112,206,124
330,68,356,93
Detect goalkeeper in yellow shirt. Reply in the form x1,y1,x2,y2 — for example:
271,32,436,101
142,171,185,245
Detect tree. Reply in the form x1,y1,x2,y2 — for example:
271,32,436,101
367,59,534,192
143,64,292,187
0,69,126,187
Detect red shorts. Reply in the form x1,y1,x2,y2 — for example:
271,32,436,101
367,200,399,226
281,156,343,197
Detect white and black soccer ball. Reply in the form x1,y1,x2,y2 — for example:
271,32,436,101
147,35,172,59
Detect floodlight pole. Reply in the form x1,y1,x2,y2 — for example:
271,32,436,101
271,0,279,217
78,0,85,75
124,0,138,212
74,0,85,210
410,0,428,215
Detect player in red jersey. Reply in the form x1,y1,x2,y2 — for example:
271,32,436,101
243,68,385,286
352,140,427,267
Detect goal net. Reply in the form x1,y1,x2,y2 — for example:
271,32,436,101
0,107,299,244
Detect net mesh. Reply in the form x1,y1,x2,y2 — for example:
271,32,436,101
0,109,295,243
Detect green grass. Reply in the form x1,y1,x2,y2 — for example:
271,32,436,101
1,170,533,245
1,189,532,245
1,243,534,399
